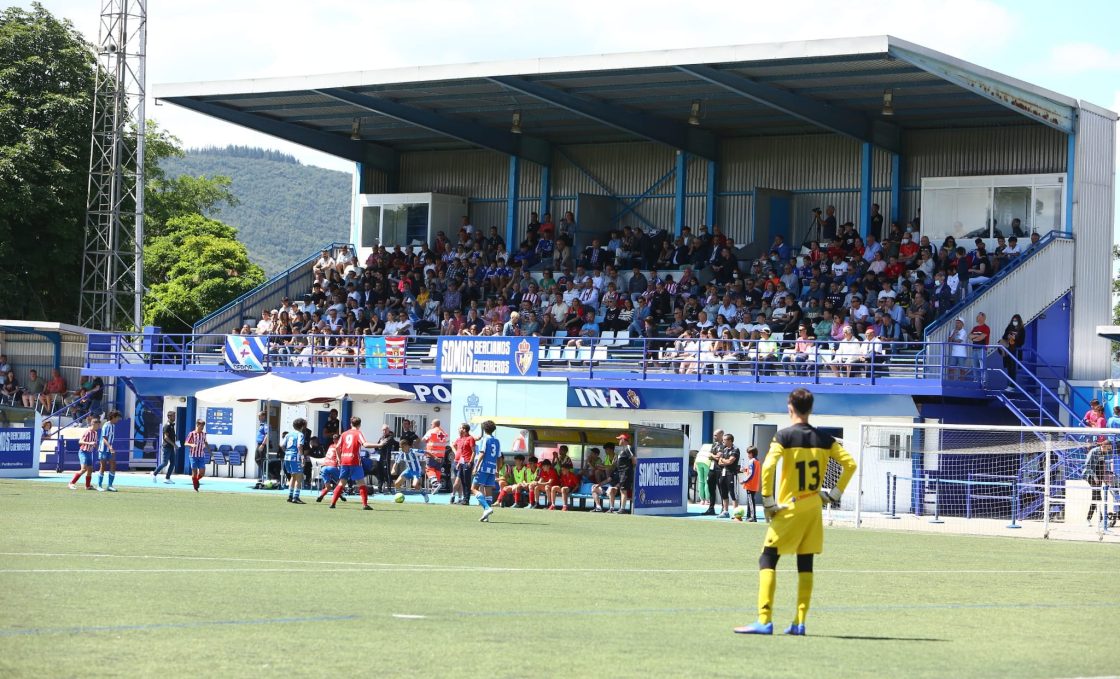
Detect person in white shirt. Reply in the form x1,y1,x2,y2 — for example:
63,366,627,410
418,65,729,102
255,310,273,335
853,327,887,375
577,280,599,311
830,326,863,377
561,281,580,306
314,249,335,272
384,311,411,336
717,296,738,322
947,317,969,380
323,309,344,333
848,297,870,323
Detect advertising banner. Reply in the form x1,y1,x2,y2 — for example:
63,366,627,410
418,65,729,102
224,335,268,372
632,456,686,513
437,337,538,377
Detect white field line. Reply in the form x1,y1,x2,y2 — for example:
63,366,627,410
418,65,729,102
0,553,1095,575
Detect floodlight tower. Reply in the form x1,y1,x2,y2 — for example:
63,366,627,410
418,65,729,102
79,0,147,331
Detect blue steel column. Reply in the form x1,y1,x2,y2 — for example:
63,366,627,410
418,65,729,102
539,164,551,219
506,155,520,247
705,159,718,228
1065,133,1075,234
859,142,872,238
674,151,688,235
889,153,902,225
340,399,353,429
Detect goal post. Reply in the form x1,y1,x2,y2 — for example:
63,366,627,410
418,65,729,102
854,422,1119,541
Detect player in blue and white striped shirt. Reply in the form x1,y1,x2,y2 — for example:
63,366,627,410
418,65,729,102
96,410,122,491
283,419,307,504
471,420,502,523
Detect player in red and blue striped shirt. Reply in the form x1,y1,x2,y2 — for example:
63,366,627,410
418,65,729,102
69,415,100,490
185,419,208,492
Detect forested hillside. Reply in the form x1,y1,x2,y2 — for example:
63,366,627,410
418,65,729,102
159,146,351,275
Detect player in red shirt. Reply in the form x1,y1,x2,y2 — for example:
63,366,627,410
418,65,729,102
450,423,476,505
529,459,560,509
550,461,581,511
330,417,375,510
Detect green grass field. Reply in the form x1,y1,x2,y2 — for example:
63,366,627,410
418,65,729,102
1,480,1118,679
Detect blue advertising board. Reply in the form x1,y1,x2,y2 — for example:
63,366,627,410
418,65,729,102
205,407,234,436
437,337,538,377
632,456,685,511
0,427,35,475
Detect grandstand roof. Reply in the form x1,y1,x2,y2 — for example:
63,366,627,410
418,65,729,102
155,35,1111,168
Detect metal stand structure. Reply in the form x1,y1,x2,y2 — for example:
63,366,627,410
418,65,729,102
79,0,147,331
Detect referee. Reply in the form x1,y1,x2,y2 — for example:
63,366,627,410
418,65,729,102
716,432,741,519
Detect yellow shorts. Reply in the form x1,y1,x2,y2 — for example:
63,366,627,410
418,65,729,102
762,503,824,555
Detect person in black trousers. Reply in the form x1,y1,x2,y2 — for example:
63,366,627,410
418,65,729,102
716,433,742,519
151,411,177,484
374,424,399,493
704,429,724,516
1000,314,1026,385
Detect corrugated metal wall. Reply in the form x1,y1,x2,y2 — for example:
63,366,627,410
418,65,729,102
903,127,1066,182
1070,108,1117,380
0,330,92,406
392,124,1074,252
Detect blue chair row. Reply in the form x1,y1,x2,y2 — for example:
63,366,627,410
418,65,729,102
207,443,249,478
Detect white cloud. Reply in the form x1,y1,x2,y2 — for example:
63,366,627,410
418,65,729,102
1044,42,1120,75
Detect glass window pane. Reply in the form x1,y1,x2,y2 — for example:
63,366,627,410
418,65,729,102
1032,187,1062,234
360,206,380,247
922,187,991,247
993,187,1030,238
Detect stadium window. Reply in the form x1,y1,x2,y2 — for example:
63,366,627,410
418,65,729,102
881,432,912,461
384,413,427,436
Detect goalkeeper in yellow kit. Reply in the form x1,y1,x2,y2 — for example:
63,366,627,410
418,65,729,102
734,388,856,636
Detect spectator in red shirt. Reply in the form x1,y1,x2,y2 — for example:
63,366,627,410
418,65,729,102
969,312,991,380
529,459,560,508
550,461,581,511
450,423,476,506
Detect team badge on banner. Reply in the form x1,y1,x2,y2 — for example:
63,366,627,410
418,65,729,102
514,338,533,376
463,393,483,433
224,335,268,372
385,336,407,370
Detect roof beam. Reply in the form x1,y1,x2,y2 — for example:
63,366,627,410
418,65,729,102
674,64,900,153
313,87,552,166
488,76,718,160
888,44,1075,133
165,97,399,172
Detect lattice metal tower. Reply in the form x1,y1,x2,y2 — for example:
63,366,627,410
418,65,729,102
79,0,147,331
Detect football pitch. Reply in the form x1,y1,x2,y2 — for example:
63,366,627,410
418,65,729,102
1,480,1117,679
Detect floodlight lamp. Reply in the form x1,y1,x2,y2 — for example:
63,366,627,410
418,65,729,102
688,100,702,126
350,117,361,141
510,111,523,135
881,89,895,117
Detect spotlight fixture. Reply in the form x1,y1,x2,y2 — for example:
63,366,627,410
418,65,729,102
510,110,523,135
688,100,702,126
350,117,361,140
881,89,895,117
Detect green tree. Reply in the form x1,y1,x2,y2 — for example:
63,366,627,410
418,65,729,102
0,3,95,321
143,214,264,333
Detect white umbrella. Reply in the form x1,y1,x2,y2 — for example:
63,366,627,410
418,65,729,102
193,373,305,404
288,374,416,404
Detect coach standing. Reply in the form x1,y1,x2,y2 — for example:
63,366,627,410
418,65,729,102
703,429,725,516
716,433,741,519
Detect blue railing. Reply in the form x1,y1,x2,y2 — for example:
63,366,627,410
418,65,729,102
86,332,994,387
192,241,356,335
923,230,1073,339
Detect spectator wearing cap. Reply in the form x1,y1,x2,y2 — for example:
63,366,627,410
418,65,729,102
606,434,635,514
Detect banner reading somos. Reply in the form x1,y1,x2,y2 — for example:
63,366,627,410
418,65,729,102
437,337,539,377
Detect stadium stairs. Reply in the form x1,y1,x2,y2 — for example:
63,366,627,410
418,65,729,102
190,241,356,352
922,231,1080,521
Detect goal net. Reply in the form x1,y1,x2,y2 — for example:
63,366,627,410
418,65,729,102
854,422,1119,541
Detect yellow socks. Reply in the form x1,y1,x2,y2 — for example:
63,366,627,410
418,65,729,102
757,568,777,624
795,571,813,625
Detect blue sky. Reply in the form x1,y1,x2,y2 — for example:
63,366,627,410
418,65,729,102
20,0,1120,238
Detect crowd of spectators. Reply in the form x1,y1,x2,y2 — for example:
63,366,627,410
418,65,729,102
232,206,1042,372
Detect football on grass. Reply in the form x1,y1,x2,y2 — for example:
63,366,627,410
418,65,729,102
394,492,405,503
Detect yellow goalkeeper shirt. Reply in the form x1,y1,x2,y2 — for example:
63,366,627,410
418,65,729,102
762,422,857,507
